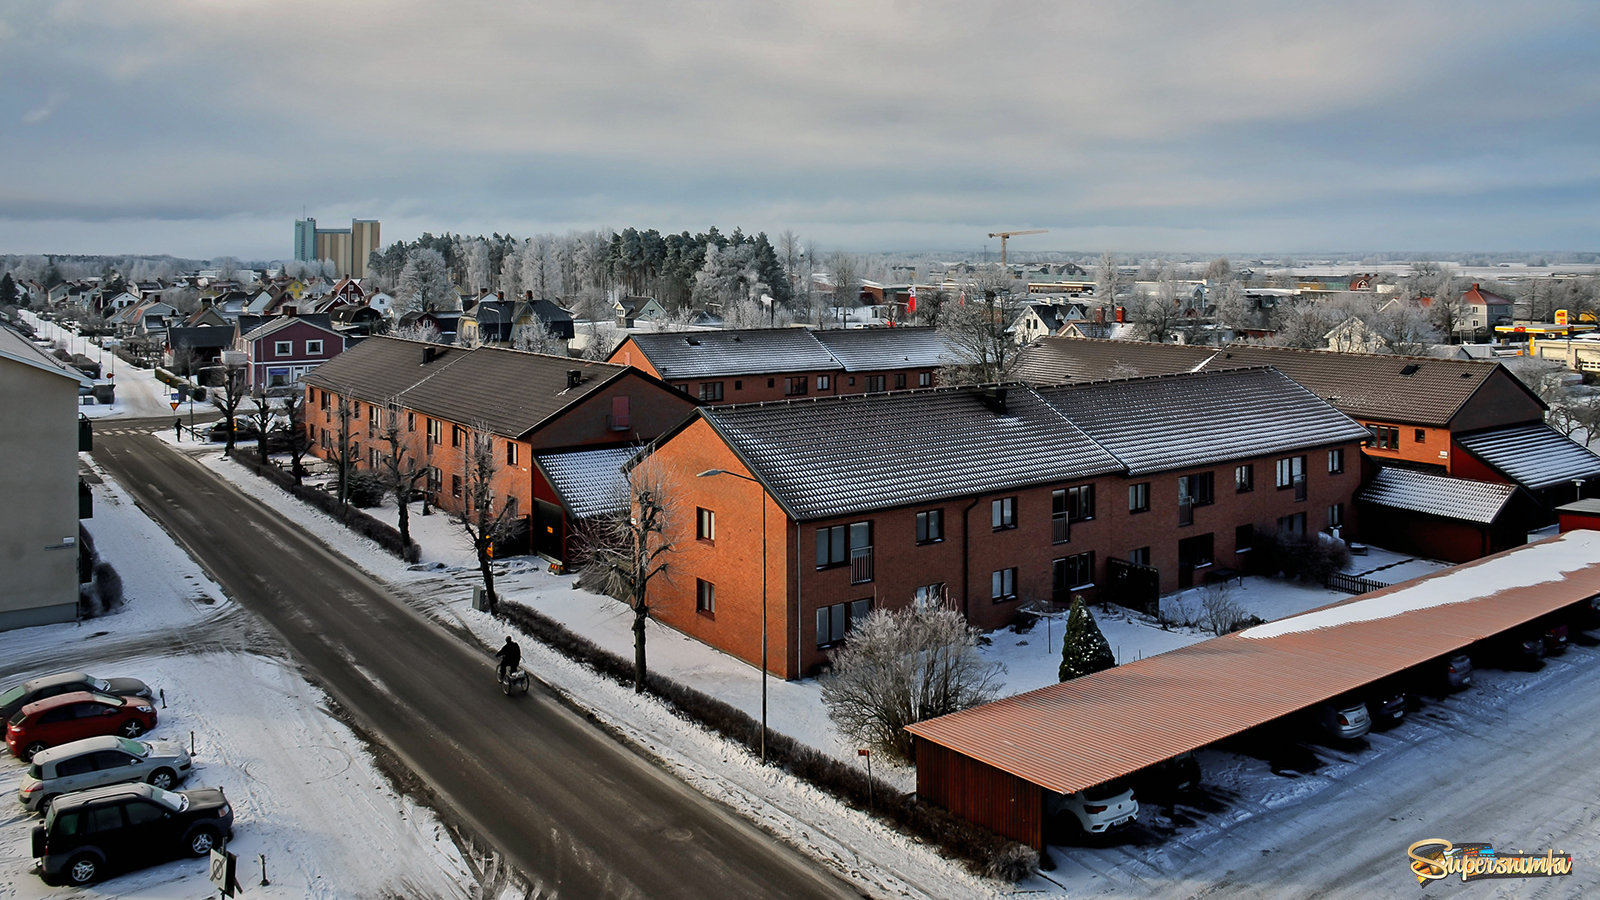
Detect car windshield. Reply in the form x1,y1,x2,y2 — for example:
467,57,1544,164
0,685,24,707
148,785,190,813
119,737,151,757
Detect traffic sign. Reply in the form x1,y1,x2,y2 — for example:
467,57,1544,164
170,401,180,411
209,847,238,896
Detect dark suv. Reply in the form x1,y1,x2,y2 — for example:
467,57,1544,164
31,782,233,886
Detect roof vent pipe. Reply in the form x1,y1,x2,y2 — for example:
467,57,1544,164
567,369,582,389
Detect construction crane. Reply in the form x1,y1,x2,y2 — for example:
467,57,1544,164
986,229,1047,267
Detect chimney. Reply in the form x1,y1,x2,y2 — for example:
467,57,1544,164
424,346,441,364
525,291,533,300
566,369,582,389
284,306,297,317
1115,306,1126,323
478,288,489,297
1095,306,1105,324
980,386,1009,414
1471,283,1480,291
496,291,505,301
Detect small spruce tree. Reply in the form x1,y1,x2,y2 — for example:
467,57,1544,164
1059,594,1117,682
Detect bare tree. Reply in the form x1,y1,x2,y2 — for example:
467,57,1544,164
512,320,567,355
206,363,249,456
937,279,1019,385
454,421,520,616
244,386,278,463
323,388,358,503
827,252,859,327
393,320,443,344
1096,251,1123,302
818,606,1004,763
576,457,679,692
580,322,621,361
170,343,199,377
282,389,313,484
374,398,427,549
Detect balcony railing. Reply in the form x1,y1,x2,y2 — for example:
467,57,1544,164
850,546,874,584
1178,499,1194,527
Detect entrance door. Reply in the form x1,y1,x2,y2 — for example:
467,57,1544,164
534,500,564,561
1176,533,1214,590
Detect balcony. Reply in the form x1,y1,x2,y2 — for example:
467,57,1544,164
850,546,874,584
1178,499,1193,527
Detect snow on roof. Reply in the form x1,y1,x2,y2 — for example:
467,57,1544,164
1356,466,1518,524
1455,423,1600,490
535,447,635,520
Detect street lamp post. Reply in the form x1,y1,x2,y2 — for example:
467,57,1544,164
697,467,768,763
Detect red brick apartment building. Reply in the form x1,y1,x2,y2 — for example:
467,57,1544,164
301,337,694,562
640,368,1368,678
607,326,952,403
1017,336,1600,558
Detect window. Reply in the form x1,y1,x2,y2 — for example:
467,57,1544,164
1328,448,1344,474
319,390,329,410
734,380,742,391
426,466,442,494
369,406,380,428
125,800,165,826
369,447,380,468
785,376,808,396
991,567,1018,602
698,382,724,402
610,396,630,431
894,373,907,389
407,412,415,432
815,521,872,570
697,507,715,541
506,442,520,466
913,583,945,608
1178,472,1214,507
451,474,462,499
1235,464,1254,493
1128,546,1151,567
1053,552,1095,599
919,372,932,387
274,340,292,356
915,509,943,544
816,598,871,647
696,579,715,614
1277,512,1307,539
1414,428,1426,443
767,378,775,388
1128,482,1150,513
306,339,323,355
504,496,518,518
427,419,442,445
1052,486,1091,542
816,375,831,391
1236,523,1254,555
992,497,1016,530
1065,484,1094,521
1276,455,1307,500
1327,503,1344,530
452,425,465,448
1367,424,1399,450
865,375,886,392
848,377,856,386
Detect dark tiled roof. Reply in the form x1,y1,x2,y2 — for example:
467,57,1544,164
302,337,465,401
167,326,236,351
535,447,635,519
700,386,1122,521
1456,424,1600,490
1017,337,1517,427
624,328,841,379
398,346,623,438
1035,368,1370,476
1356,467,1517,524
811,326,954,371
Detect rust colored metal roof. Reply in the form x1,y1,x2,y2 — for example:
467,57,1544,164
906,530,1600,795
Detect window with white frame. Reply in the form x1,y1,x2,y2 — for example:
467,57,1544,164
696,579,715,614
992,497,1016,530
306,339,323,354
991,567,1018,601
816,598,871,647
697,507,715,541
1328,448,1344,474
274,340,292,356
913,583,945,608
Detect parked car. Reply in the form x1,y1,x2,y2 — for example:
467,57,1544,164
18,735,193,813
207,417,259,442
1047,778,1139,835
1472,629,1546,671
1406,652,1473,696
1312,695,1371,740
6,692,158,761
1132,750,1201,806
1360,679,1409,730
0,672,154,722
30,782,233,886
1536,618,1570,656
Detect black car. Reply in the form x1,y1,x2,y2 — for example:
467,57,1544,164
1132,750,1202,806
0,672,154,723
1360,678,1409,730
31,782,233,886
1472,630,1545,671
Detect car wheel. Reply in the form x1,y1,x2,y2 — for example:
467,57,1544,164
119,720,145,738
22,741,48,761
188,825,221,856
66,852,100,885
148,768,176,789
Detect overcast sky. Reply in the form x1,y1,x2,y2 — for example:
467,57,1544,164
2,1,1596,261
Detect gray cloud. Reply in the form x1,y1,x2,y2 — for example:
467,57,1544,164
0,0,1596,258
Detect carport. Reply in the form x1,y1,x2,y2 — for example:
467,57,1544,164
906,530,1600,850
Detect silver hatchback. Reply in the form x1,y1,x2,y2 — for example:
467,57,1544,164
18,735,193,814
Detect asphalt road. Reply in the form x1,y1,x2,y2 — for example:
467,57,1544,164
93,426,859,900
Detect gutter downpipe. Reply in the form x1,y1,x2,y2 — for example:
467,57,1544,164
961,495,982,619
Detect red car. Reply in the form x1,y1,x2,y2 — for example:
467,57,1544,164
6,692,158,762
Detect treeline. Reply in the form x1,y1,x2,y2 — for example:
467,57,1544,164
364,227,793,310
